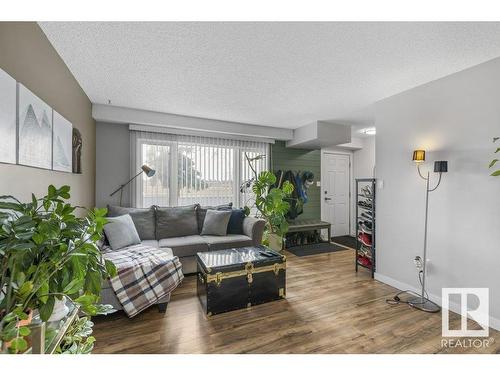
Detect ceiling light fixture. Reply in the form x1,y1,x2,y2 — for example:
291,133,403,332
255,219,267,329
363,127,376,135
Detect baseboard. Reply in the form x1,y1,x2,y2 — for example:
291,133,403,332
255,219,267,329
374,272,500,332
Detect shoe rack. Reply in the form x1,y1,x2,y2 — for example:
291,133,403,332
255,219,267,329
355,178,376,278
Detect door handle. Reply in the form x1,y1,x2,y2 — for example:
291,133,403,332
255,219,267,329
324,197,332,201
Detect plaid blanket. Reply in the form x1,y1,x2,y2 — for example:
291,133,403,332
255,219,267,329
102,244,184,318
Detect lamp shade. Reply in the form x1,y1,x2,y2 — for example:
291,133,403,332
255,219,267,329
434,161,448,173
412,150,426,163
141,164,156,177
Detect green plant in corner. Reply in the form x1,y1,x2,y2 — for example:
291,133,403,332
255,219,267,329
0,185,116,354
241,153,294,251
490,137,500,177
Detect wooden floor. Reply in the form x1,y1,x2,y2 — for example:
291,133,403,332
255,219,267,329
92,248,500,354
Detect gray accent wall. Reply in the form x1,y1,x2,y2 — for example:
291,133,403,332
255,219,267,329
95,122,130,208
0,22,95,208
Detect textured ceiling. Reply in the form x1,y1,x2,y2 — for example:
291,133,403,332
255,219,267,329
40,22,500,129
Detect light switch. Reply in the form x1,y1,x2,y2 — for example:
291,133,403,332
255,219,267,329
316,181,321,187
377,180,384,189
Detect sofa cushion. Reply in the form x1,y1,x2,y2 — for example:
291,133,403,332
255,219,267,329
201,209,232,236
159,235,209,258
156,204,199,239
141,240,159,248
201,234,253,251
104,214,141,250
107,205,156,240
196,203,232,233
227,209,246,234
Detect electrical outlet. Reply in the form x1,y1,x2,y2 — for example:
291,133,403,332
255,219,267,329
414,256,423,270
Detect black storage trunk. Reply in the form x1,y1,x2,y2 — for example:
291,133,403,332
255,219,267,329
196,246,286,316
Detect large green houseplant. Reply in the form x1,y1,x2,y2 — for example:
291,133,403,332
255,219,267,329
241,154,294,251
0,185,116,354
490,137,500,177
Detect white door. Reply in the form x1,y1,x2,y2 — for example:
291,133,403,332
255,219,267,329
322,153,350,238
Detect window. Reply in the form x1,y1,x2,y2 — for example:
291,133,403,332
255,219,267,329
131,130,269,209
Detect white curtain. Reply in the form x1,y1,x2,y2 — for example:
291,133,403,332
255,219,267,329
130,130,269,208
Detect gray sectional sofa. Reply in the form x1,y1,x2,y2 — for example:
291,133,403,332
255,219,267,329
100,203,265,312
105,203,266,274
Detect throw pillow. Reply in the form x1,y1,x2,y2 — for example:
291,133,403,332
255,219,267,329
155,204,199,239
227,208,246,234
196,203,233,233
103,214,141,250
107,205,156,240
201,209,232,236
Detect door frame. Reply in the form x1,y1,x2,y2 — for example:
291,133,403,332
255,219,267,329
320,150,354,238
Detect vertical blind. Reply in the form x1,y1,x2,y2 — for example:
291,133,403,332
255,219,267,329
130,130,269,209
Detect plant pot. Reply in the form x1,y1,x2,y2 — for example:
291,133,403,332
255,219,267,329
48,296,69,322
17,309,33,327
268,233,284,252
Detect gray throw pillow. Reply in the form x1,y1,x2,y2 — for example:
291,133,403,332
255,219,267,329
103,214,141,250
196,203,233,232
107,205,156,240
201,209,232,236
156,204,199,239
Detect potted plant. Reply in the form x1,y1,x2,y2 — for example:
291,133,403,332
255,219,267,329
241,154,294,251
0,185,116,354
490,137,500,177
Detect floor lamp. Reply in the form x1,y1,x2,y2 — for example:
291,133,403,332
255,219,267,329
110,164,156,206
408,150,448,313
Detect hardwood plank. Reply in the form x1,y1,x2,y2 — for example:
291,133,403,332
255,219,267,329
92,249,500,354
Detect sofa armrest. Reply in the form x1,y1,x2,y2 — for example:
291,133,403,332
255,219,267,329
242,216,266,246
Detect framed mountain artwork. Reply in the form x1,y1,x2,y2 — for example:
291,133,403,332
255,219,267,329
0,68,17,164
52,110,73,172
18,83,53,169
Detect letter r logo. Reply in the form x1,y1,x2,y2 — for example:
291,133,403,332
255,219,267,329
442,288,489,337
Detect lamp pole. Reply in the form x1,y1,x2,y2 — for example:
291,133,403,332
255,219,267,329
110,165,156,206
408,164,443,313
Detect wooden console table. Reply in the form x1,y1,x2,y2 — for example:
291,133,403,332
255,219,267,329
287,219,332,242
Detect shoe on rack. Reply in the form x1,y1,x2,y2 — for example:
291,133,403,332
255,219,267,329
361,211,373,220
361,185,373,198
360,223,372,234
357,255,372,268
358,232,372,246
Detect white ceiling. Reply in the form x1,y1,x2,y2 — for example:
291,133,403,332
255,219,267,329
40,22,500,129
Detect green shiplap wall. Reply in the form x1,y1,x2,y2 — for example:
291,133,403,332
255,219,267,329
271,141,321,220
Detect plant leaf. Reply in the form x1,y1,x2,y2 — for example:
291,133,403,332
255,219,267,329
63,278,84,295
489,159,499,168
39,296,55,322
491,170,500,176
9,337,28,353
18,326,31,337
104,259,117,278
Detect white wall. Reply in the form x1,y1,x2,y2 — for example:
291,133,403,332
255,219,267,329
353,137,376,179
375,57,500,329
